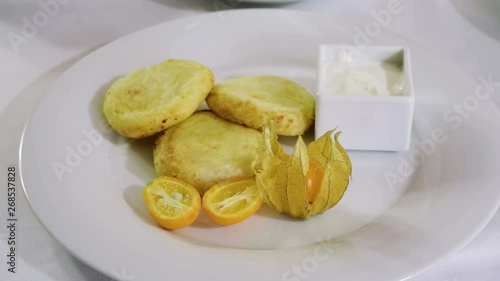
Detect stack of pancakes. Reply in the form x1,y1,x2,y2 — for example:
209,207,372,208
103,59,315,194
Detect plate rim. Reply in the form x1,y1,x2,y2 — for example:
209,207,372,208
19,8,500,281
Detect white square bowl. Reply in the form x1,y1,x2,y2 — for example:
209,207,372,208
315,45,415,151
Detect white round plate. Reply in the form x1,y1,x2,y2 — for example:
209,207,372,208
20,9,500,281
238,0,302,3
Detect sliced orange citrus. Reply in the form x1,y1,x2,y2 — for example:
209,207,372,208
202,178,263,225
143,176,201,230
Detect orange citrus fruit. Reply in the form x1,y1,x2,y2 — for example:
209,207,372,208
202,178,263,225
143,176,201,230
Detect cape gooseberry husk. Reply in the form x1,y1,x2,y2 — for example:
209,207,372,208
251,123,352,219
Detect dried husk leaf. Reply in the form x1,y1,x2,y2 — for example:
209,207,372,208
252,123,291,214
308,130,335,217
309,131,352,217
252,125,352,219
286,135,309,218
327,132,352,209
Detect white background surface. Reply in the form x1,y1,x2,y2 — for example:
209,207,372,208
0,0,499,281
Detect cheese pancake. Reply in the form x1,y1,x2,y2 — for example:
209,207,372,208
103,59,214,138
206,75,315,136
153,111,261,195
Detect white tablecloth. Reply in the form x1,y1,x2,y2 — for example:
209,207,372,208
1,1,499,280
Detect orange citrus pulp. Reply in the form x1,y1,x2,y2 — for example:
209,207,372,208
143,176,201,230
202,178,263,225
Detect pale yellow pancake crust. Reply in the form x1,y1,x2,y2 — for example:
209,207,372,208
207,75,315,136
153,111,261,195
103,59,214,138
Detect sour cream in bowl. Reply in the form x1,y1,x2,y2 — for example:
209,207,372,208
315,45,415,151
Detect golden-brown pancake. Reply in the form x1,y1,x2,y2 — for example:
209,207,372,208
103,59,214,138
207,75,315,136
153,111,261,195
